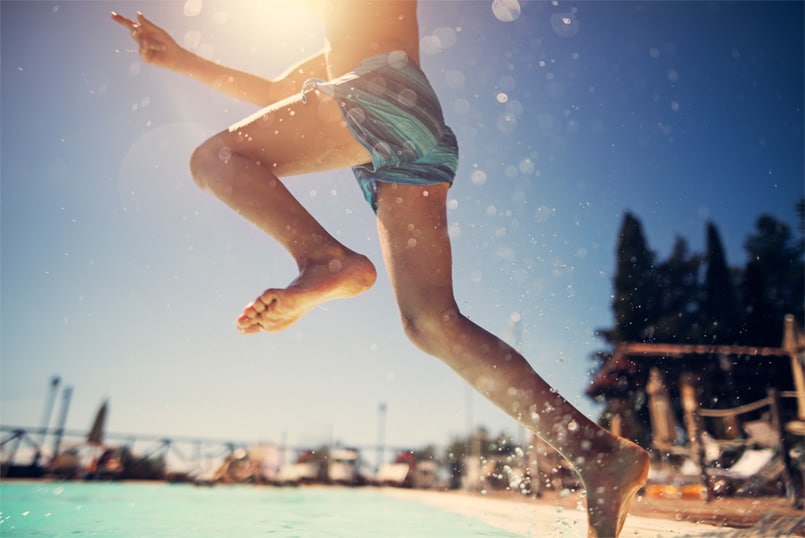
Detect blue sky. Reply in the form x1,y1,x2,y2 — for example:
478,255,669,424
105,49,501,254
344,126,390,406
1,1,802,461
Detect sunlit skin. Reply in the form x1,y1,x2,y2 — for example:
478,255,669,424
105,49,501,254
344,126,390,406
112,3,649,536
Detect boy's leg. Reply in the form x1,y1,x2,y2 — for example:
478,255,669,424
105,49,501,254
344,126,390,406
374,181,649,538
189,91,377,333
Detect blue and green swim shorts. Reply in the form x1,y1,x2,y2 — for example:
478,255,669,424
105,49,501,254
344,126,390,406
301,51,458,212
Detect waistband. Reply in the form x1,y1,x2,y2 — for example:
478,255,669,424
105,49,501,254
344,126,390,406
301,51,418,104
352,50,416,74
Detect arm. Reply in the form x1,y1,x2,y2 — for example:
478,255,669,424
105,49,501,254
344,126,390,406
176,48,329,106
111,12,328,107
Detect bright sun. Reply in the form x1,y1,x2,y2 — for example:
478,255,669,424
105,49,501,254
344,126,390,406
175,0,327,73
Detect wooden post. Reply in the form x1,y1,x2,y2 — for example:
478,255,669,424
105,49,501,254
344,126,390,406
768,388,802,508
783,314,805,421
647,368,678,447
680,372,710,501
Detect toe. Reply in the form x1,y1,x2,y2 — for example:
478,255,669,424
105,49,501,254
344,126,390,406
236,312,257,328
259,290,277,306
236,312,264,333
238,323,264,335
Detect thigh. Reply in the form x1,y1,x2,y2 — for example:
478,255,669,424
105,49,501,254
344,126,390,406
214,89,372,178
375,182,457,313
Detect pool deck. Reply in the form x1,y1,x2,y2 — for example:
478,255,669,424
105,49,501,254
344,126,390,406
382,487,804,537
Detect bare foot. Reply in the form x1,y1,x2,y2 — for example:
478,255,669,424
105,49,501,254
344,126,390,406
236,251,377,334
581,439,650,538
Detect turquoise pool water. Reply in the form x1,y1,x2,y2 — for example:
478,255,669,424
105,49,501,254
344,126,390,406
0,482,520,537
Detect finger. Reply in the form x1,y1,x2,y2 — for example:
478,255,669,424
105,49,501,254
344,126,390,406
110,11,136,30
136,11,157,30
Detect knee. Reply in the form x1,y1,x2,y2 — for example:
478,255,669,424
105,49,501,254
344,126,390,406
399,305,462,357
188,136,235,193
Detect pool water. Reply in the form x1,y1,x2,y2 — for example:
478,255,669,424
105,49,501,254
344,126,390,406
0,482,521,537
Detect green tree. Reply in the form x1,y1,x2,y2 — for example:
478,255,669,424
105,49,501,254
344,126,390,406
589,204,804,445
612,212,660,343
741,215,803,345
702,222,740,344
653,237,702,343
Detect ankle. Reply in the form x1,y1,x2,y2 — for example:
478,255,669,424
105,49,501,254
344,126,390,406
297,244,353,268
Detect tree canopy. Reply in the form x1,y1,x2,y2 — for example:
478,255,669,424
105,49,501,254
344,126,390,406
597,202,803,353
588,200,804,444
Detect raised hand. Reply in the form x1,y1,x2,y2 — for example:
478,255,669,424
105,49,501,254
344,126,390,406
111,11,184,70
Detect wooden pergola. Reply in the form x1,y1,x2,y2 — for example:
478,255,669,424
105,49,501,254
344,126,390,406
588,314,804,423
586,316,804,506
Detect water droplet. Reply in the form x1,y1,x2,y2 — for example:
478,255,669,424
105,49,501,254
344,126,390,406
183,30,202,50
497,112,518,133
453,98,471,114
347,107,366,123
470,169,488,186
446,70,466,90
551,13,579,38
492,0,521,22
420,34,442,55
388,51,409,69
398,88,418,107
433,26,457,49
183,0,203,16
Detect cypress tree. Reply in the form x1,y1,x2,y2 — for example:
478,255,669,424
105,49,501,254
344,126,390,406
703,222,740,344
654,237,702,343
741,215,802,345
612,212,658,343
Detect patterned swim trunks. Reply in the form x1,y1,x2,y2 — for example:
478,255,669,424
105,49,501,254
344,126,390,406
301,51,458,212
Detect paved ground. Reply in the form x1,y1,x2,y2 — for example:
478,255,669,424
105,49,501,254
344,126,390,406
382,488,804,537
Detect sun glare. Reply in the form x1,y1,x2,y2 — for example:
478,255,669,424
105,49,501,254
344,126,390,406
175,0,326,70
199,0,321,42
